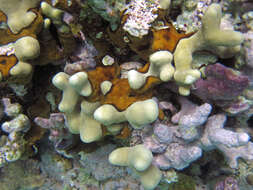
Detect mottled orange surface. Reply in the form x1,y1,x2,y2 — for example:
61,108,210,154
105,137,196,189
102,78,153,111
108,17,193,60
158,109,165,120
151,23,194,53
115,125,131,139
85,61,160,111
86,64,120,101
0,55,17,77
0,10,43,45
137,76,161,94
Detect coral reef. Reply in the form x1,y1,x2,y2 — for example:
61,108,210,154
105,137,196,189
1,1,253,190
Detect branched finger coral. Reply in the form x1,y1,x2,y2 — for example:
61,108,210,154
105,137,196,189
142,97,253,171
0,98,30,167
173,3,244,95
109,144,162,190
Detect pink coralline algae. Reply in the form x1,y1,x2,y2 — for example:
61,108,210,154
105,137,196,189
64,32,98,75
141,98,253,171
193,63,249,107
34,113,77,152
214,177,239,190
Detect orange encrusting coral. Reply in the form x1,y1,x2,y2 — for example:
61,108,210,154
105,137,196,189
81,59,161,112
102,78,153,111
151,22,194,53
0,55,17,77
115,125,131,139
0,10,43,45
108,19,193,60
137,76,161,94
86,64,120,101
158,109,165,120
138,62,150,73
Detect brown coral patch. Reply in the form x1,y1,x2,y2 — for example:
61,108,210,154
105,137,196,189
127,33,153,60
0,55,17,78
58,32,77,57
86,64,120,101
25,124,47,146
0,10,43,45
137,76,161,94
36,38,63,65
108,19,193,60
158,109,165,120
115,124,131,139
151,23,194,53
36,31,76,65
85,62,158,111
102,78,153,111
135,63,161,94
138,63,150,73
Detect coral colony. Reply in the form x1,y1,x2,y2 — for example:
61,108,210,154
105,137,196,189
1,0,253,189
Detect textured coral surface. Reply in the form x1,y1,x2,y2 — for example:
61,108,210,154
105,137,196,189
1,0,253,190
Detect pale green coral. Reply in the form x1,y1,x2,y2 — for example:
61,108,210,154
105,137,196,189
109,144,153,171
173,3,244,96
100,81,112,95
65,100,102,143
159,0,171,10
53,71,93,113
128,51,174,90
0,0,40,34
102,55,115,66
109,145,162,190
41,1,70,33
94,99,159,129
10,36,40,77
52,72,102,143
69,72,92,97
52,72,80,113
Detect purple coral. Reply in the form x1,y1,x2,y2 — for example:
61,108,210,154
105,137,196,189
141,98,253,171
142,98,211,170
200,114,253,168
193,63,249,103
